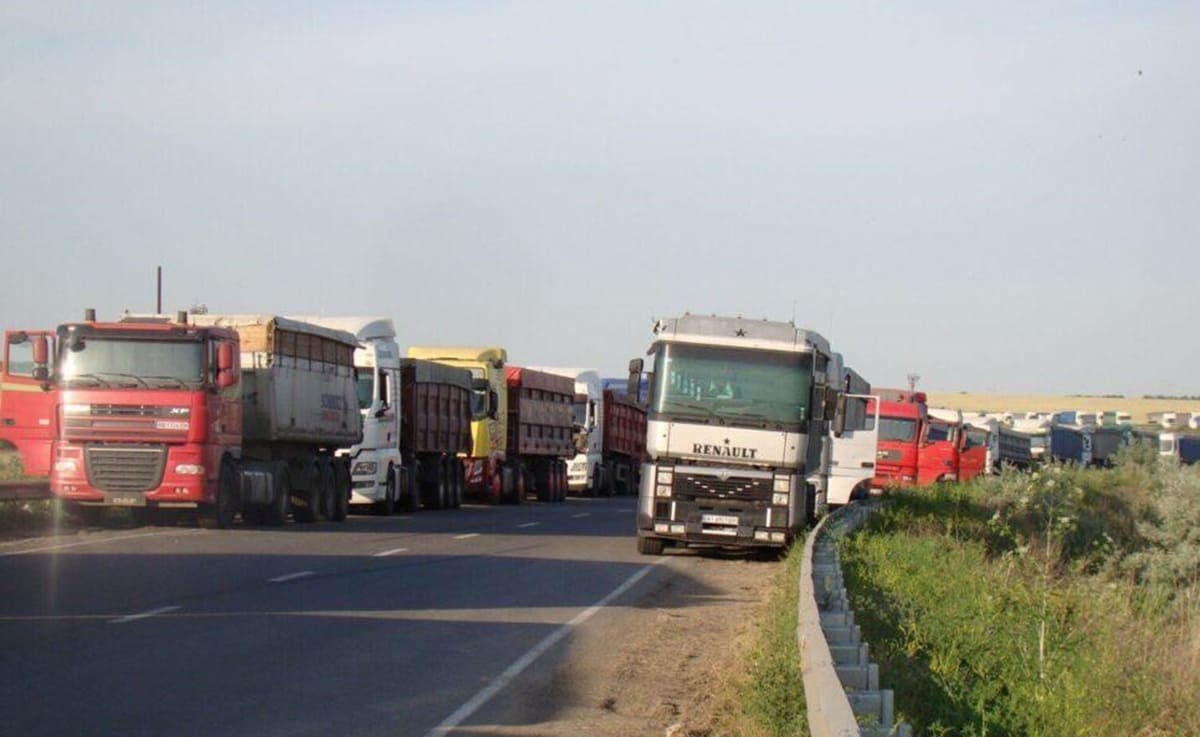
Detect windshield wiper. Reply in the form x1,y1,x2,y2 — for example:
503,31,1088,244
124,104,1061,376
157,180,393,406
661,400,717,418
63,373,111,387
91,372,150,388
142,375,188,388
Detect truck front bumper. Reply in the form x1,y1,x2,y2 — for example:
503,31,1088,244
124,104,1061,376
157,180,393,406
637,497,792,547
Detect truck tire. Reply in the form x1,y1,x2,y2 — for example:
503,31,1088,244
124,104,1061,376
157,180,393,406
213,459,240,529
262,463,290,526
294,459,323,523
451,461,464,509
600,461,614,497
375,466,397,516
555,461,567,502
330,460,349,522
500,465,516,505
401,466,420,512
637,534,665,555
534,462,551,503
427,460,447,510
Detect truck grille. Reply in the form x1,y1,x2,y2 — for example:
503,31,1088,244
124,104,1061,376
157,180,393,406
85,445,167,493
674,472,769,500
90,404,163,417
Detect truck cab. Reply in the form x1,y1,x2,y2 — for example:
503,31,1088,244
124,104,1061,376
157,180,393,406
406,346,508,500
871,391,926,489
0,330,57,478
825,364,880,506
919,407,962,484
635,314,837,554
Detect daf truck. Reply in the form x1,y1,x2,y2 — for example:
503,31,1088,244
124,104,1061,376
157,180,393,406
634,314,842,554
31,311,362,527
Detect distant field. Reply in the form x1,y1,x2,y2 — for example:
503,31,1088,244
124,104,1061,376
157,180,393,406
923,392,1200,425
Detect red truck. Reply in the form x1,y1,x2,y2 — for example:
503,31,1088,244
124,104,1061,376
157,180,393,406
918,407,962,485
21,311,363,527
870,390,927,489
396,358,473,510
596,387,647,496
0,330,57,479
505,366,574,502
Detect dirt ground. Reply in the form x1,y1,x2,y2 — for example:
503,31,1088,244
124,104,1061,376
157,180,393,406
459,548,780,737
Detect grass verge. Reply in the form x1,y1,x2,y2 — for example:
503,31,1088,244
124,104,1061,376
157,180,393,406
841,453,1200,736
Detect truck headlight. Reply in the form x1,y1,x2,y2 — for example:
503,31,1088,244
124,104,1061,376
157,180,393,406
772,474,792,493
772,492,789,506
62,403,91,415
174,464,205,475
655,484,672,498
656,469,674,485
54,459,78,473
352,461,378,476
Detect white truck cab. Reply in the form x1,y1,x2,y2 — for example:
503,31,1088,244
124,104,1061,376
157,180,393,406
289,316,402,512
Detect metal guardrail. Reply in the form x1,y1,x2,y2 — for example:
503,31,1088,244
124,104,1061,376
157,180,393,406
0,481,52,501
799,504,910,737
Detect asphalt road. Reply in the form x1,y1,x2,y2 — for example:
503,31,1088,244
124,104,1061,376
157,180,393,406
0,497,687,737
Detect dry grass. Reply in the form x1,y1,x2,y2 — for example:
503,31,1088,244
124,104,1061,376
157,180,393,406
924,392,1200,424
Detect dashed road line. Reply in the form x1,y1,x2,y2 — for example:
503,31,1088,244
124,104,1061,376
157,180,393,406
571,513,591,519
268,571,314,583
373,547,409,557
517,522,540,529
453,533,480,540
110,605,181,624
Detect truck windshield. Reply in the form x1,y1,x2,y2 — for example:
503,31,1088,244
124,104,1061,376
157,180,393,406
650,343,812,427
572,401,588,428
58,337,205,388
879,418,916,442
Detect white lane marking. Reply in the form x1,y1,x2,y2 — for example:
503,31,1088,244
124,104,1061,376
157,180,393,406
616,509,635,514
1,529,204,557
517,522,540,529
109,605,181,624
571,513,590,519
421,560,664,737
453,533,480,540
373,547,409,557
268,571,314,583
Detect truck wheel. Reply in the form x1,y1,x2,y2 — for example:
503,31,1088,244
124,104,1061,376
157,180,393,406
451,461,464,509
375,466,397,516
213,459,239,529
330,461,349,522
534,462,551,503
294,460,322,523
262,463,290,526
553,461,565,502
401,467,420,512
429,461,447,510
500,465,515,504
637,535,665,555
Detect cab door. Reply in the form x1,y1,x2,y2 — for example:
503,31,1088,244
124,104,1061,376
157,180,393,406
1,330,57,477
959,427,987,481
828,393,880,504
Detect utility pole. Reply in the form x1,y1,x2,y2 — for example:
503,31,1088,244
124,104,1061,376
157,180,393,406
156,266,162,314
907,373,920,393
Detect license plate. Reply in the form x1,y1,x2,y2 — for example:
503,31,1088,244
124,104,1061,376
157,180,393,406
105,494,146,507
701,513,739,526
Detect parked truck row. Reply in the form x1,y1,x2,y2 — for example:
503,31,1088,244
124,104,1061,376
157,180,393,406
0,311,612,525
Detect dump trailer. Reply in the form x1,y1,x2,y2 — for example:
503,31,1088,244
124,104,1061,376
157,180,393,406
595,388,647,496
1049,424,1093,466
43,310,362,527
505,366,574,502
635,314,845,554
526,367,603,494
1089,426,1131,467
399,358,473,510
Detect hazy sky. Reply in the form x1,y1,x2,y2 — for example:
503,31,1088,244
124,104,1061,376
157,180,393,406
2,2,1197,395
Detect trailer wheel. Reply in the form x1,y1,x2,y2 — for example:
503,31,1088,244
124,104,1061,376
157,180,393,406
262,463,290,526
500,465,515,504
330,460,349,522
636,534,665,555
401,466,420,512
294,460,323,523
375,466,397,516
451,460,464,509
428,460,447,510
555,460,567,502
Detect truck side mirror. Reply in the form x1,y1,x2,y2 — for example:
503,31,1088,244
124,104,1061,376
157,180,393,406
32,335,48,365
627,358,644,401
832,394,847,437
217,342,237,388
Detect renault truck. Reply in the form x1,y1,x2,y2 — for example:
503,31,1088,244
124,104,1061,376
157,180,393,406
633,314,842,554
